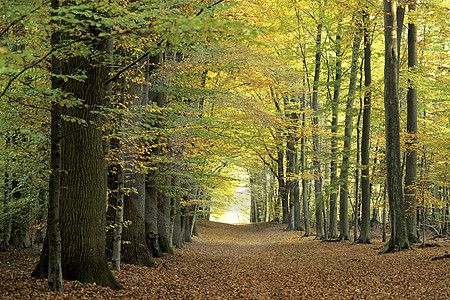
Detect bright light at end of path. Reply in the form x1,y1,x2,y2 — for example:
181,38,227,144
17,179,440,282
212,209,243,224
210,170,251,224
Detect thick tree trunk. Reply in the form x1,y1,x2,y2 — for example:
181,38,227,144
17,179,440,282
358,10,372,244
382,0,410,253
33,31,121,288
172,196,184,248
157,187,174,254
339,23,362,241
145,178,163,257
404,1,420,244
122,173,156,267
184,210,193,243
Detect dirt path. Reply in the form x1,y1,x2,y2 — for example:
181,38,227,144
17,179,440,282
1,220,449,299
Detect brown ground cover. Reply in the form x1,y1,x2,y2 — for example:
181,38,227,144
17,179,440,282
1,220,449,299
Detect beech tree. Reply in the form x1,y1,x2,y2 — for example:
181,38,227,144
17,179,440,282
357,9,372,244
382,0,410,252
404,0,420,244
32,1,122,287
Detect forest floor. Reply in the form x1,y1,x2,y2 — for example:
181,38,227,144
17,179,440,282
1,221,449,299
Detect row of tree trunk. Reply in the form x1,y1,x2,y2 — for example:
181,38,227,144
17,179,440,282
261,2,420,252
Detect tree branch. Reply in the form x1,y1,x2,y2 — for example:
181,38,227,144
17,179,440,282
104,0,227,86
0,49,54,99
0,6,42,39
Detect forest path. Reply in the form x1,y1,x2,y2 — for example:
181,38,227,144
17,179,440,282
1,220,449,299
152,220,450,299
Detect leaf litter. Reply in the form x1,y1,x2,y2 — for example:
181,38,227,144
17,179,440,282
1,220,449,299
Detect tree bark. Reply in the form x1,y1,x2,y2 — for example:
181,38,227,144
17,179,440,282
358,10,372,244
122,172,156,267
329,28,342,239
145,177,163,257
312,23,324,239
172,196,184,248
404,0,420,243
301,86,311,236
111,164,124,270
47,3,64,284
339,21,363,241
33,19,121,288
157,185,174,254
382,0,410,253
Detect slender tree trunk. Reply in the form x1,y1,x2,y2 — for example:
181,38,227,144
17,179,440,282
250,175,258,223
301,89,311,236
339,21,363,241
184,207,193,243
111,164,124,270
47,50,64,288
0,167,10,252
354,87,361,243
110,77,127,271
358,10,372,244
329,28,342,239
404,0,420,243
382,0,410,252
278,150,287,224
312,23,324,239
382,183,387,242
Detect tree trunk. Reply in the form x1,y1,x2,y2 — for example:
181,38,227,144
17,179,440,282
47,37,64,285
157,186,174,254
278,149,287,224
111,164,124,270
358,10,372,244
184,209,193,243
145,178,163,257
33,27,121,288
404,0,420,243
172,196,184,248
0,168,10,252
382,0,410,253
312,23,324,239
339,22,363,241
329,28,342,239
250,175,258,223
122,172,156,267
301,88,311,236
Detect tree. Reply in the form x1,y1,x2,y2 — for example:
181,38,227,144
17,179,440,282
357,9,372,244
33,2,122,287
382,0,410,253
312,23,325,239
328,25,342,240
404,0,420,244
46,0,63,291
339,18,363,241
